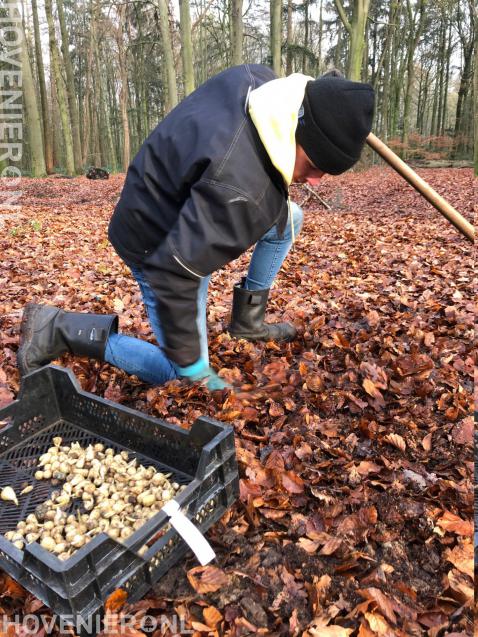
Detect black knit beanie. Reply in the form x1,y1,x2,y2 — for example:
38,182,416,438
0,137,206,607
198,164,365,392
296,77,375,175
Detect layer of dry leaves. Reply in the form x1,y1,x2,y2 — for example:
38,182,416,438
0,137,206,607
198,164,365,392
0,167,474,636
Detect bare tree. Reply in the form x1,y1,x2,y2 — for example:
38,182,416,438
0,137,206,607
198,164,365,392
116,5,131,171
286,0,293,74
333,0,371,80
230,0,244,65
270,0,282,75
179,0,195,94
158,0,178,111
401,0,426,151
44,0,75,175
31,0,53,173
57,0,83,172
20,22,46,177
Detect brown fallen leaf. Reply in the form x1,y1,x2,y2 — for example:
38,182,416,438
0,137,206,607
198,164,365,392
366,310,380,327
307,625,353,637
451,416,473,445
191,620,215,632
338,506,378,537
0,387,14,410
356,460,382,476
187,565,229,594
357,624,376,637
421,432,432,451
383,433,406,453
363,378,383,399
289,607,300,636
113,297,124,313
436,511,473,536
269,400,285,417
305,374,323,392
364,612,396,636
24,594,46,614
298,537,320,554
444,541,473,578
395,353,434,377
447,568,473,604
333,332,350,348
1,576,27,600
357,588,396,624
104,589,128,612
303,575,331,617
320,537,343,556
203,605,223,628
281,470,305,494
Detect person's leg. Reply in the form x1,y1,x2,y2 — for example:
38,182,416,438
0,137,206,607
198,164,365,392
228,202,303,342
244,201,304,290
196,275,211,364
134,267,210,365
104,332,177,385
105,264,176,384
105,265,211,384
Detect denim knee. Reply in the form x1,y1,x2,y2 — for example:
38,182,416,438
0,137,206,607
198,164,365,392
283,202,304,242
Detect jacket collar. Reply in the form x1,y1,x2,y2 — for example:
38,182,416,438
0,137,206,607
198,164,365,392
247,73,314,188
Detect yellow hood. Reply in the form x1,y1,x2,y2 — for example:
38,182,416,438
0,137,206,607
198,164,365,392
248,73,314,187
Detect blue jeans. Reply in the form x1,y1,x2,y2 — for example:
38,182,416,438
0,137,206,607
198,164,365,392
105,202,303,385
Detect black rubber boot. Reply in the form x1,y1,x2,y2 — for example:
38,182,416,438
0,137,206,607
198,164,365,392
17,303,118,376
228,280,297,342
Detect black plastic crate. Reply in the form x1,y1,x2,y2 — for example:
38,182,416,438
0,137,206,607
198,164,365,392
0,365,238,632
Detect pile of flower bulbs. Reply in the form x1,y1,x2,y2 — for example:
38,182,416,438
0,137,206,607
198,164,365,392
4,437,185,560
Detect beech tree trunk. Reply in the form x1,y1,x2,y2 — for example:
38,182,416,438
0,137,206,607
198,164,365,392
401,0,426,152
270,0,282,76
179,0,195,94
286,0,293,75
230,0,244,66
31,0,53,173
21,24,46,177
158,0,178,111
44,0,75,175
454,1,475,156
82,0,95,166
116,6,131,170
302,0,309,73
57,0,83,172
334,0,371,81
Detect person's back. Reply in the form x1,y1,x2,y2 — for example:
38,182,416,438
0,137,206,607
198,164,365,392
108,64,287,267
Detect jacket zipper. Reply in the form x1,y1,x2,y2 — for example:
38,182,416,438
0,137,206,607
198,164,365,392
173,254,204,279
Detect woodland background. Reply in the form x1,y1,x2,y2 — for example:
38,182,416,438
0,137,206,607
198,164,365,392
0,0,477,178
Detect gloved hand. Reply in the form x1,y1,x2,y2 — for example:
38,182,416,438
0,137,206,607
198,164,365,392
178,358,230,391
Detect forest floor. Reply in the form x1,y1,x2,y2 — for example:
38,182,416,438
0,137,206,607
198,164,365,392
0,167,474,636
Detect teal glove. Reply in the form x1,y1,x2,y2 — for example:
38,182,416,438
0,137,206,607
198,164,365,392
178,358,230,391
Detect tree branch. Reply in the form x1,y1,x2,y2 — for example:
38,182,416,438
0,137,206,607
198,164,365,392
192,0,216,32
367,16,398,27
333,0,352,35
303,184,331,210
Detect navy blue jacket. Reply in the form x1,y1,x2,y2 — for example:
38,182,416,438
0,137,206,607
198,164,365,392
108,65,289,366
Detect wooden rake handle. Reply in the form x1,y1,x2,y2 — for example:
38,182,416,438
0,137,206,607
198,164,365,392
366,132,475,244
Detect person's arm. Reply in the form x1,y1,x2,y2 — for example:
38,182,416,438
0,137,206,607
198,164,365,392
141,178,280,367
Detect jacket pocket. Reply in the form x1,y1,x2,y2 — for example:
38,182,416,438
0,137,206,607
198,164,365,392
172,253,205,279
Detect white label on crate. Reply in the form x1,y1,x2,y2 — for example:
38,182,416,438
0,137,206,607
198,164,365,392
162,500,216,566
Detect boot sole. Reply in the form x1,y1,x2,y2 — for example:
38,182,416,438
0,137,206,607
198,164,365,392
17,304,43,377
